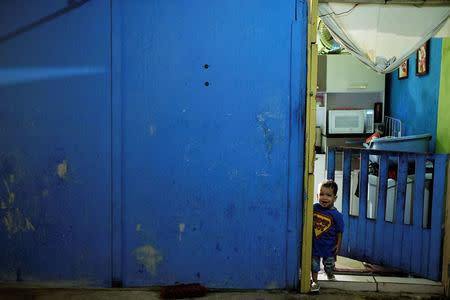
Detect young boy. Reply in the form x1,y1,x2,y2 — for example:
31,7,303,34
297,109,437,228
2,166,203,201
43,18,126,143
311,179,344,292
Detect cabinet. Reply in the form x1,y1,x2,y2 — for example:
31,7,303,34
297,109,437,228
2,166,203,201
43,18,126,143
317,54,385,93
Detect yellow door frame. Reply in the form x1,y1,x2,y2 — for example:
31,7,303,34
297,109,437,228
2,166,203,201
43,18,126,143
300,0,319,293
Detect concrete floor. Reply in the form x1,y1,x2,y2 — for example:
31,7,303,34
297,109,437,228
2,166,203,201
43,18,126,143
0,287,446,300
0,257,445,300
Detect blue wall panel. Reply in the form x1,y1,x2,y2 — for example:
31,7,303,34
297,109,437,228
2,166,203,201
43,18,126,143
0,1,111,285
118,0,304,288
387,38,442,152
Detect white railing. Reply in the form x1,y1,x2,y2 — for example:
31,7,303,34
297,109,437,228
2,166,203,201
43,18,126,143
384,116,402,137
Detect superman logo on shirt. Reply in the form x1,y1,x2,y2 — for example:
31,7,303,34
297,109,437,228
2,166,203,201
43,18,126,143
313,210,334,239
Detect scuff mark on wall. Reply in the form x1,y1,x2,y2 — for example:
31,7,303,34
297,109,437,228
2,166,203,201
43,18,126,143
1,179,35,238
225,203,236,218
136,224,142,231
42,190,49,197
3,209,35,237
133,245,163,276
149,125,156,136
184,144,191,163
3,179,15,205
1,180,13,206
178,223,185,241
56,160,68,179
227,169,238,180
256,113,274,161
266,281,279,289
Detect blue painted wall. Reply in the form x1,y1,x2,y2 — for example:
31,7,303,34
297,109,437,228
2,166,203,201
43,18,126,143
387,38,443,152
0,0,111,285
0,0,308,289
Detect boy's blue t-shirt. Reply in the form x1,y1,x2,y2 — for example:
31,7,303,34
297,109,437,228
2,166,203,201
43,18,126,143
312,203,344,258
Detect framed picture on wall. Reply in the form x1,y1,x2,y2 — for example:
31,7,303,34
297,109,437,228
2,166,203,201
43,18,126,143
416,40,430,76
398,60,408,79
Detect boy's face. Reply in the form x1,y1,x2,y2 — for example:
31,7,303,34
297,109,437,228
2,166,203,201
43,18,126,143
318,185,337,209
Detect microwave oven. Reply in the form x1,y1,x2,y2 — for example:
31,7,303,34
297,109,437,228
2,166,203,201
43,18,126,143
328,109,374,134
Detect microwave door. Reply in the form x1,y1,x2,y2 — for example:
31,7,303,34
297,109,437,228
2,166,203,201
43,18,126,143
329,110,365,134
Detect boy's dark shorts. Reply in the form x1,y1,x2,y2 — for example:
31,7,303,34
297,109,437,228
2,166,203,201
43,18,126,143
311,255,335,276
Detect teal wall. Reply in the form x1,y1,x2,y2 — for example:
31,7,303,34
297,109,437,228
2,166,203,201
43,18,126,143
387,38,443,153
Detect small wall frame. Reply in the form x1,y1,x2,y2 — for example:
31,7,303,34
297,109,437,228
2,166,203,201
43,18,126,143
398,60,408,80
416,40,430,76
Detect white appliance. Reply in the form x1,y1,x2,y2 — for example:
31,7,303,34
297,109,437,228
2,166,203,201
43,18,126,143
328,109,375,134
328,109,365,134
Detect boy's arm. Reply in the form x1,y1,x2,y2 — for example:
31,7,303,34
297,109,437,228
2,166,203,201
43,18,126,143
333,232,342,255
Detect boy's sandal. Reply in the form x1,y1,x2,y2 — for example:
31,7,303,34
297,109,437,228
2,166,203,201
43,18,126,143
327,275,337,281
310,282,320,292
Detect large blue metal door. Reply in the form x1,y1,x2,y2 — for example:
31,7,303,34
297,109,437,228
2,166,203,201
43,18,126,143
0,0,307,288
114,0,306,288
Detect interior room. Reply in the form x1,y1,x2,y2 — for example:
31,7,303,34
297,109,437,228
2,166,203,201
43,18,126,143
313,6,449,288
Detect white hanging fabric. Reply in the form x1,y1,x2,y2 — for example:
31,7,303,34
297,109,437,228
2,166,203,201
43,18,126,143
318,3,450,74
435,17,450,37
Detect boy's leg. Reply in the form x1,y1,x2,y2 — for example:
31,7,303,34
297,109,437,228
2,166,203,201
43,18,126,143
311,255,321,282
312,271,318,283
310,255,321,292
323,256,336,279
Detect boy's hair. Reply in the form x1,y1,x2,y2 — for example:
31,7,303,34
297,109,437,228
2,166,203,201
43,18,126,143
320,179,338,196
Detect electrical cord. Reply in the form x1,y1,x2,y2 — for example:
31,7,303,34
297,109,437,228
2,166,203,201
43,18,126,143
319,4,359,18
